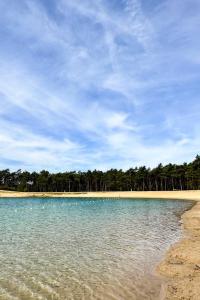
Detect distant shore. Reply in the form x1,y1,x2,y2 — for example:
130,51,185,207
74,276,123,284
1,190,200,201
1,190,200,299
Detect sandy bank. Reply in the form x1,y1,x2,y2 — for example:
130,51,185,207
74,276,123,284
1,190,200,201
157,201,200,299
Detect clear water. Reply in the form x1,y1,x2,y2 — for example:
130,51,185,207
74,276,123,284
0,198,193,300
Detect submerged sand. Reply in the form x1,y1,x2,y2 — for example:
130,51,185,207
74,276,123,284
1,190,200,299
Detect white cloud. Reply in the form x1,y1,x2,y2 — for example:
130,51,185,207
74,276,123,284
0,0,199,171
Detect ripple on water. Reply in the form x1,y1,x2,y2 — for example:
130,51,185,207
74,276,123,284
0,198,193,300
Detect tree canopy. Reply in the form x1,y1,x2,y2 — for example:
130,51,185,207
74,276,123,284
0,156,200,192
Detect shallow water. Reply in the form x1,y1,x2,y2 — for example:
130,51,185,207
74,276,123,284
0,198,193,300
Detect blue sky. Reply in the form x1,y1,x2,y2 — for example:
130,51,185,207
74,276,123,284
0,0,200,171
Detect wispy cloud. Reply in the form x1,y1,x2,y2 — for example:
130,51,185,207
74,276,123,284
0,0,199,171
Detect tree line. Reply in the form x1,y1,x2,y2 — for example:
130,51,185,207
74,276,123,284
0,155,200,192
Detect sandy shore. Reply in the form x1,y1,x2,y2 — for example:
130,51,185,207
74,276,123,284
1,190,200,200
1,190,200,299
157,201,200,300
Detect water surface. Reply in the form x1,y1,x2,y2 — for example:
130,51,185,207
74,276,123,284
0,198,193,300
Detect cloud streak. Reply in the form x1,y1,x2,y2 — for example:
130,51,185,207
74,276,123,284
0,0,199,171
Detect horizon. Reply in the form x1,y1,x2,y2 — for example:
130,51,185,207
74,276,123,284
0,0,200,171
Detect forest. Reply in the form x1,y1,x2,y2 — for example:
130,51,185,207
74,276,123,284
0,155,200,192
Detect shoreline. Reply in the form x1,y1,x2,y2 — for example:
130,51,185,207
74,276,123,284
1,190,200,201
1,190,200,299
157,201,200,299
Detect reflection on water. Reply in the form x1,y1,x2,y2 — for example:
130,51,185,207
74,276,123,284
0,198,193,300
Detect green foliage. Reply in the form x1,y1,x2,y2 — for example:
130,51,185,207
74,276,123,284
0,155,200,192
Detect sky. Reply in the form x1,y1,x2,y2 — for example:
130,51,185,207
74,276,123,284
0,0,200,172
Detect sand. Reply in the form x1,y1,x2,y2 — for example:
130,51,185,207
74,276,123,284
0,190,200,200
157,201,200,300
1,190,200,299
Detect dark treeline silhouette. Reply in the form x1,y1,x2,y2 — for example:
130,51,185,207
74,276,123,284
0,155,200,192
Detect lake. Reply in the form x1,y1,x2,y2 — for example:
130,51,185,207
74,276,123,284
0,198,193,300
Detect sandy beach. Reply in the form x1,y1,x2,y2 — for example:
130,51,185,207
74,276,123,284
1,190,200,299
1,190,200,201
157,201,200,299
